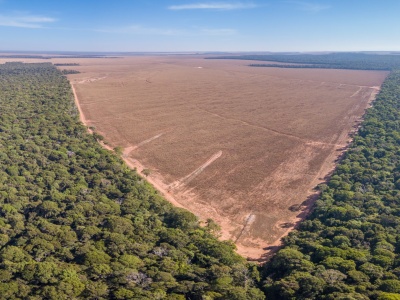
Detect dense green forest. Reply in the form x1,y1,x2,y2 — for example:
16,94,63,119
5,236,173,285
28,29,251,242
0,62,264,299
207,53,400,70
262,70,400,299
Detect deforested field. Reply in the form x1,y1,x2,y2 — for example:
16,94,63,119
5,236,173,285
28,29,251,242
56,56,387,260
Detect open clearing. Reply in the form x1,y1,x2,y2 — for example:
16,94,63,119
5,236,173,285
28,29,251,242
37,56,388,260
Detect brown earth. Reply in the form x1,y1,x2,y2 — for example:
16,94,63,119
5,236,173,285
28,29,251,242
2,55,387,260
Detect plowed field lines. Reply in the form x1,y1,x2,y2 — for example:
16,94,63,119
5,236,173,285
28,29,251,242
62,56,388,260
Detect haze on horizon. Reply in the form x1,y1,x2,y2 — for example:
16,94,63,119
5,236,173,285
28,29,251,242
0,0,399,53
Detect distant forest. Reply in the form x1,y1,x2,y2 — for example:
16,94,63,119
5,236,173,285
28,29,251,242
206,53,400,70
54,63,80,66
60,69,81,75
0,55,114,59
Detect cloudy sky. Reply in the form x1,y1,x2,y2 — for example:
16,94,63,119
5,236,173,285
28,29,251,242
0,0,399,52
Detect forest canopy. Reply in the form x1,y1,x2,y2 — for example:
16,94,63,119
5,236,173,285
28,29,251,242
206,52,400,70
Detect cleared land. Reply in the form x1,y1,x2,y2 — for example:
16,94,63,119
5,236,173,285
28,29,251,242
49,56,387,260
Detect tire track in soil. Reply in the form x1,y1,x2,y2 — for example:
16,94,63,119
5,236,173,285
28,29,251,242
169,151,223,190
235,214,256,243
195,106,345,148
77,76,107,84
123,133,165,157
350,86,363,98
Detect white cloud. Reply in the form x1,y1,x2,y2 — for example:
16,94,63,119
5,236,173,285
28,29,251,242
168,2,257,10
0,12,56,28
285,1,331,13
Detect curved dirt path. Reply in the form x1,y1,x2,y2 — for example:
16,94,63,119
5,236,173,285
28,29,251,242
71,83,92,133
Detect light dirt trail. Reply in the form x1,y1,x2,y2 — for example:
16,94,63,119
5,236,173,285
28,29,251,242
169,151,223,190
71,84,92,133
350,85,380,98
123,133,165,156
350,86,363,98
235,214,256,243
368,87,381,104
77,76,107,84
123,156,187,210
195,106,345,148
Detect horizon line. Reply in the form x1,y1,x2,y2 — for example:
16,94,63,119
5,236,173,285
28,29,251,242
1,50,400,55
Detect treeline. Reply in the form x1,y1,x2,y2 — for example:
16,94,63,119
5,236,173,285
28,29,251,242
207,53,400,70
0,55,114,59
262,71,400,299
54,63,80,66
0,62,264,299
249,63,384,70
60,69,81,75
0,55,51,59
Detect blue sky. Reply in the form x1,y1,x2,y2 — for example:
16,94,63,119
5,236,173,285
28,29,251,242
0,0,399,52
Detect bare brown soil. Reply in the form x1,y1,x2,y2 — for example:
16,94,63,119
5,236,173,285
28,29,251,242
6,55,387,260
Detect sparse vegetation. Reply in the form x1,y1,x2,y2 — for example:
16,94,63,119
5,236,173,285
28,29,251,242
142,169,151,177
